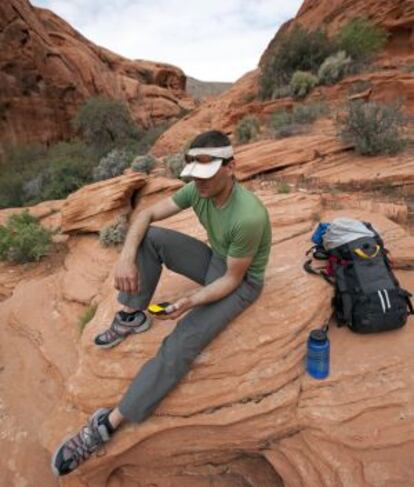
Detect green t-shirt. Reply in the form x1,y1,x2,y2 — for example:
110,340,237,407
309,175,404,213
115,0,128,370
172,181,272,282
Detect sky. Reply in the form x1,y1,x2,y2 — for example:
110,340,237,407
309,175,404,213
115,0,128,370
31,0,303,82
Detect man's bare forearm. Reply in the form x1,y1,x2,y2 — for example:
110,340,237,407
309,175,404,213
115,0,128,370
190,274,241,307
120,211,152,262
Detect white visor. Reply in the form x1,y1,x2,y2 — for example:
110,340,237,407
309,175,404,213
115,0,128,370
180,158,223,179
180,145,234,179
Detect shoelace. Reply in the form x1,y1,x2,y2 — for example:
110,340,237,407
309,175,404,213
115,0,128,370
66,420,105,464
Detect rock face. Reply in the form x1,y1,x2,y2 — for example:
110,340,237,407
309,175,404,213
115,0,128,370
0,0,193,147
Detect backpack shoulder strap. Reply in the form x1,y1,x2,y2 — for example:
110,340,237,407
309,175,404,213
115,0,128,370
304,259,335,286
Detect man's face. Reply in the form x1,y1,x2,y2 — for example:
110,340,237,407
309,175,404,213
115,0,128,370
193,160,235,198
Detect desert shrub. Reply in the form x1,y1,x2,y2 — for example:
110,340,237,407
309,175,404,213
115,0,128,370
271,85,292,100
133,123,171,155
166,153,186,179
99,216,128,247
234,115,260,144
336,18,388,62
38,142,97,200
290,71,318,99
93,148,135,181
269,111,301,138
0,210,52,263
0,141,96,207
318,51,351,85
0,144,47,207
269,102,328,138
72,96,139,154
340,100,406,155
131,154,157,174
293,102,328,124
79,304,97,334
259,26,333,99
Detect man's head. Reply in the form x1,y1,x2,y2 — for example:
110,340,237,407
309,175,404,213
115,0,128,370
180,130,235,198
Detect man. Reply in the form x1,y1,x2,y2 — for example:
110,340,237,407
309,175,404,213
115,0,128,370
52,130,272,476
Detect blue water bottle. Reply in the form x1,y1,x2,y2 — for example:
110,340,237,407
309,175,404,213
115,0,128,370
306,329,330,379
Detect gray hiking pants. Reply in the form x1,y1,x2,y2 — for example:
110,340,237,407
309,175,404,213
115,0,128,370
117,226,264,423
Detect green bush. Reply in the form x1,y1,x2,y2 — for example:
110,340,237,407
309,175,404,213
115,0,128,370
131,154,157,174
318,51,351,85
0,144,47,208
93,148,135,181
133,123,171,155
79,303,97,334
234,115,260,144
166,153,186,179
336,18,388,62
292,102,328,124
271,85,292,100
0,210,52,263
0,141,97,207
99,216,128,247
37,142,97,200
72,96,139,154
289,71,318,99
269,103,328,138
340,100,406,155
259,26,333,99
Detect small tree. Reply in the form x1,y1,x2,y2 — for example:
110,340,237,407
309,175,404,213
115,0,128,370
318,51,351,85
234,116,260,144
72,97,139,154
166,153,186,179
99,216,128,247
340,100,406,155
290,71,318,99
93,148,135,181
131,154,157,174
0,211,52,263
336,18,388,62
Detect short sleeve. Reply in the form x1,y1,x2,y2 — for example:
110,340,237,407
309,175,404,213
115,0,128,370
171,182,195,210
228,217,264,258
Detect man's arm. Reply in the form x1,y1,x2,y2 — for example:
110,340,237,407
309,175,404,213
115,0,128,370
165,255,253,318
114,197,182,293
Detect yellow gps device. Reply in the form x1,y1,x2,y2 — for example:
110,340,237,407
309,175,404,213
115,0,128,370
148,302,171,315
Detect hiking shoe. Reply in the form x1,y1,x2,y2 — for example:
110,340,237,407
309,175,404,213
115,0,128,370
94,310,152,348
51,408,112,477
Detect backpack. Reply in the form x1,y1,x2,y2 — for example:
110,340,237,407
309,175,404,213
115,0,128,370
305,218,414,334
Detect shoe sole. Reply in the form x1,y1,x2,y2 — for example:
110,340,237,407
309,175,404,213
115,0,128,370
94,314,152,349
50,408,111,477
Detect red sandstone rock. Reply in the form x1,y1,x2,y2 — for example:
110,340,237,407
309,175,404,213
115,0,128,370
61,172,147,233
0,0,193,147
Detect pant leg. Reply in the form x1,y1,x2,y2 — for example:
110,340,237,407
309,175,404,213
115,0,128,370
118,226,213,310
118,253,264,423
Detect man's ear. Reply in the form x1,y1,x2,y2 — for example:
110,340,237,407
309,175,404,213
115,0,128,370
226,158,236,173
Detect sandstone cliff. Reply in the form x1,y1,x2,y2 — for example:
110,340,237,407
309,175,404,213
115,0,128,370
0,0,193,146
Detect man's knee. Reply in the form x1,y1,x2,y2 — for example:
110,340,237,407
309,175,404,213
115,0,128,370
160,322,204,374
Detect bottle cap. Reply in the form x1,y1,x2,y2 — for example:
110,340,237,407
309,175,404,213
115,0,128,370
310,329,327,342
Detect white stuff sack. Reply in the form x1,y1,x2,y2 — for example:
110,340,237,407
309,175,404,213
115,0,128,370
323,217,375,251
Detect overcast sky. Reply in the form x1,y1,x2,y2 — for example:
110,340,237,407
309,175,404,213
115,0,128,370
31,0,303,82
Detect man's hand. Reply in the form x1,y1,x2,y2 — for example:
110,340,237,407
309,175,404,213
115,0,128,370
156,296,194,320
114,258,139,294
